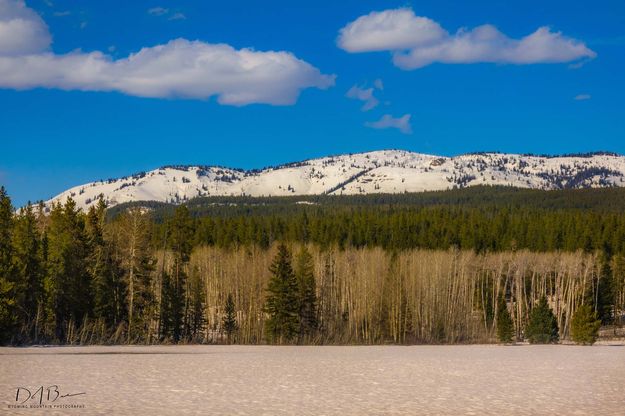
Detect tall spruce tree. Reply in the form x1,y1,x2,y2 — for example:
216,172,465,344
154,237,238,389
0,187,17,344
45,198,92,342
495,295,514,343
264,244,299,344
12,204,44,342
591,253,615,324
86,200,125,327
186,266,206,341
570,304,601,345
159,270,178,343
222,293,238,344
295,246,317,342
526,296,559,344
161,205,193,342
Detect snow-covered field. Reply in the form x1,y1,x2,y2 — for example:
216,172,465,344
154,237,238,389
1,345,624,415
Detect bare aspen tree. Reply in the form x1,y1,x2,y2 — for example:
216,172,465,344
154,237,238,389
149,244,601,344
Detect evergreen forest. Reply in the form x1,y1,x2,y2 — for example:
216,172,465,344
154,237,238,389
1,186,623,345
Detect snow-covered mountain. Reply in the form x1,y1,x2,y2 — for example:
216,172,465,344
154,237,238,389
45,150,625,210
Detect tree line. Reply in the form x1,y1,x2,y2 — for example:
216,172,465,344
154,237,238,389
173,206,625,254
112,187,625,254
0,186,623,345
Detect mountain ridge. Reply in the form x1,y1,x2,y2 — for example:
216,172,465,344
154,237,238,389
44,150,625,210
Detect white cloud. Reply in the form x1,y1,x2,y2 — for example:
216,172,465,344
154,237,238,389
0,0,51,56
365,114,412,134
346,85,378,111
338,8,596,69
373,78,383,90
574,94,591,101
0,40,335,105
338,9,446,52
0,0,334,105
393,26,597,69
148,7,168,16
53,10,70,17
168,12,185,21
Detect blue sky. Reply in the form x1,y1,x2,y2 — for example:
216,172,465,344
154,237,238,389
1,0,624,206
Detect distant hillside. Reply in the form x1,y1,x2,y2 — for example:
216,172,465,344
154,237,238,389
45,150,625,211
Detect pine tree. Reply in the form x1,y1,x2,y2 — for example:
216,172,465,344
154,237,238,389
12,204,44,342
295,246,317,342
86,200,124,327
186,267,206,341
592,253,615,324
495,295,514,343
570,304,601,345
264,244,299,344
0,187,16,344
222,293,238,344
160,270,180,343
162,205,193,342
45,198,92,342
526,296,559,344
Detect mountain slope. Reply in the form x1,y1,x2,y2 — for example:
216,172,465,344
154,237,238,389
45,150,625,210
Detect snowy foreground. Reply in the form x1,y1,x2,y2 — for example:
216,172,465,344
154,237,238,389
1,345,624,415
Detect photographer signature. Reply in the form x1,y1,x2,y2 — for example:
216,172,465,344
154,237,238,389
15,385,86,405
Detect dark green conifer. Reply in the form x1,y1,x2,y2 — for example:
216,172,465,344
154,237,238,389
222,293,238,344
12,204,44,341
86,200,124,326
162,205,193,342
0,187,17,343
264,244,299,344
590,253,615,324
45,198,92,341
526,296,559,344
295,246,317,342
186,267,205,341
159,270,178,342
570,304,601,345
495,295,514,343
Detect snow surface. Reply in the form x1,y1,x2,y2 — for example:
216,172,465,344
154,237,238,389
44,150,625,210
1,345,624,415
